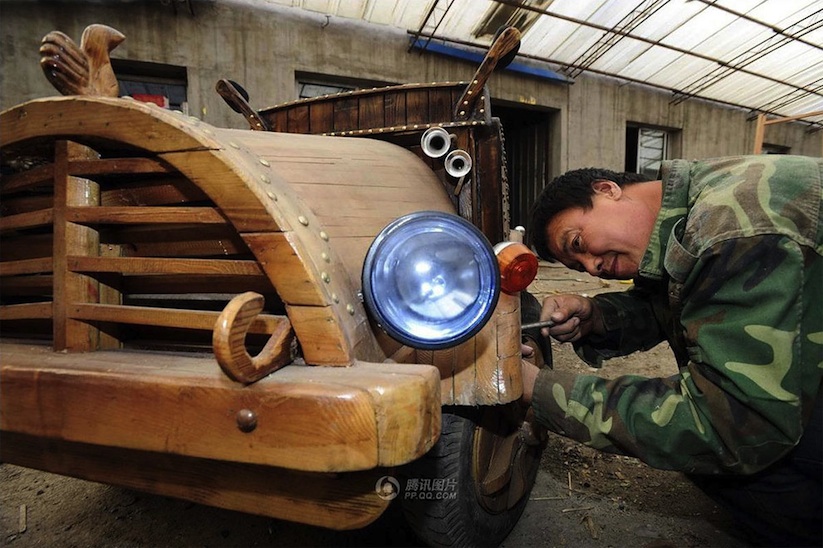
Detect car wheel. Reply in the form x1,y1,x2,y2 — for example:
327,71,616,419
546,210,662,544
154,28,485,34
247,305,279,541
400,405,543,547
400,291,550,547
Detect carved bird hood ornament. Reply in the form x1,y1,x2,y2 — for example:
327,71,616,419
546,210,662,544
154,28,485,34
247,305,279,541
39,24,126,97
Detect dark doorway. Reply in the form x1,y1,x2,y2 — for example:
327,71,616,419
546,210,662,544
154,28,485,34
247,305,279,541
491,104,554,231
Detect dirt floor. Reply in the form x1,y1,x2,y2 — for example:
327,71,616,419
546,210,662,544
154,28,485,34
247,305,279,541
0,263,751,547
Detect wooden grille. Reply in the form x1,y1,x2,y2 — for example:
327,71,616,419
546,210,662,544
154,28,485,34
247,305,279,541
0,139,285,353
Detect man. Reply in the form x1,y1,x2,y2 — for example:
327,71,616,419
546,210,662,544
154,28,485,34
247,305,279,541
522,156,822,546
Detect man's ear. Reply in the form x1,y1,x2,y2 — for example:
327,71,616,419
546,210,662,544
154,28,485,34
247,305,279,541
591,180,622,199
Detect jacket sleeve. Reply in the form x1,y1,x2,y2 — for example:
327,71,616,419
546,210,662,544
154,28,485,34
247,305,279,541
532,234,823,474
572,282,669,367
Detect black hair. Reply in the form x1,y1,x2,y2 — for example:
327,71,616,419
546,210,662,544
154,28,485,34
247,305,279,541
528,168,652,260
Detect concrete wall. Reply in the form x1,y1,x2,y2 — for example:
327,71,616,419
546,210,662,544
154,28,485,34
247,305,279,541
2,0,820,176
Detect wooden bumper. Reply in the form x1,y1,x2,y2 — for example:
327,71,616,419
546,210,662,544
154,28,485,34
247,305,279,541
0,342,441,473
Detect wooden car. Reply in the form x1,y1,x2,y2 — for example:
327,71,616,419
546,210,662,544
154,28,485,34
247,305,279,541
0,24,549,547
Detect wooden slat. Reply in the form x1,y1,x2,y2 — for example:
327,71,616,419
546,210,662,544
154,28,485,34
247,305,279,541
0,194,53,216
67,256,263,275
66,206,227,224
309,101,334,134
429,88,456,122
0,275,53,295
287,104,310,133
0,257,53,276
158,149,282,233
121,274,273,295
480,292,521,402
359,94,384,129
0,302,53,320
68,157,174,177
270,109,288,132
0,163,54,195
452,336,478,403
101,179,209,207
69,302,286,334
0,208,53,232
473,128,505,243
108,224,249,258
405,89,430,125
0,234,52,262
333,97,359,131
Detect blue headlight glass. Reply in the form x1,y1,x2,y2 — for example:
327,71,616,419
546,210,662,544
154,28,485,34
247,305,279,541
362,211,500,349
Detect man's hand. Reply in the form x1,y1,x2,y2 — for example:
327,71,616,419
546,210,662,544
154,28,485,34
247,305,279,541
540,294,604,342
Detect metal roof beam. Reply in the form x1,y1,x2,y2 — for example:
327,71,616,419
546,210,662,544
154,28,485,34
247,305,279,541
491,0,822,104
696,0,823,53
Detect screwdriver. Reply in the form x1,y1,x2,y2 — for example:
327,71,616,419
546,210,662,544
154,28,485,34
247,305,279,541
520,319,555,330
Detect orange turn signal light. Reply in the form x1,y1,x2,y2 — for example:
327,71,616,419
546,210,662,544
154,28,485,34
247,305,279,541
494,241,538,294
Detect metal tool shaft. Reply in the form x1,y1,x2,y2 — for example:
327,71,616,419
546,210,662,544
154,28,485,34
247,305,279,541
520,319,554,330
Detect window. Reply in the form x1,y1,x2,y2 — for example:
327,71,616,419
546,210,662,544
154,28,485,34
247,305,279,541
295,71,391,100
298,81,356,99
761,143,790,154
111,59,188,112
625,126,670,179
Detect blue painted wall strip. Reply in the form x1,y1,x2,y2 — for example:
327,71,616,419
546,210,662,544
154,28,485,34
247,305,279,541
410,38,570,84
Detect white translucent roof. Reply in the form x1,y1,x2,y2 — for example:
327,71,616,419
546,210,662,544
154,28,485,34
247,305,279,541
263,0,823,125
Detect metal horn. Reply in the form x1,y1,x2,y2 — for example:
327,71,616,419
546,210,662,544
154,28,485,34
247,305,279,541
420,127,453,159
445,149,472,178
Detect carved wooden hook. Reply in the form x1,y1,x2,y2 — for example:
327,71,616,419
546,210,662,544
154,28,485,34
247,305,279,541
213,292,295,384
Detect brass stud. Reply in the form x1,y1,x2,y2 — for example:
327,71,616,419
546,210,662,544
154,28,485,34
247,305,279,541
346,304,355,315
321,252,330,262
260,174,270,184
332,293,339,303
298,216,309,226
321,272,331,283
319,231,329,241
260,158,270,167
229,142,240,149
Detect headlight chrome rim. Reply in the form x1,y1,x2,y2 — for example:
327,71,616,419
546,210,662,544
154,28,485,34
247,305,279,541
362,211,500,350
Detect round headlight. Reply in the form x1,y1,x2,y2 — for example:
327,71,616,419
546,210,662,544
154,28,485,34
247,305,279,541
362,211,500,349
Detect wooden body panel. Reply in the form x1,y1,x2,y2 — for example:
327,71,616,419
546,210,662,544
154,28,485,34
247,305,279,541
260,82,471,134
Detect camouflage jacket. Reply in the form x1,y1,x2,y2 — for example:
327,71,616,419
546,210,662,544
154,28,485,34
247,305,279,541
532,155,823,474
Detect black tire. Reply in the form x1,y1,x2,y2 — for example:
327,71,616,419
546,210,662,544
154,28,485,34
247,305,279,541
400,406,541,548
520,290,552,369
400,290,550,547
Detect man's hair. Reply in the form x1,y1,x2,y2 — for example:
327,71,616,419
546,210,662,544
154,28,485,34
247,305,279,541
528,168,652,260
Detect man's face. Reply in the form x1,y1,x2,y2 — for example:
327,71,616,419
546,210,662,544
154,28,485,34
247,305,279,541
544,180,655,280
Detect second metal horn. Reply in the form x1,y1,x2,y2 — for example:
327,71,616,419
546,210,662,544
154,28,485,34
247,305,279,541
421,127,453,159
445,149,472,178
